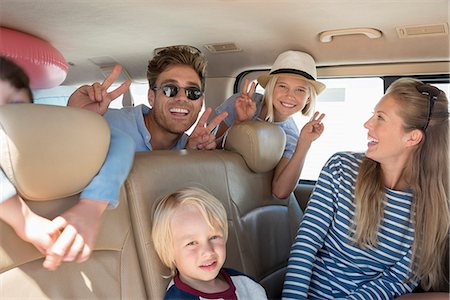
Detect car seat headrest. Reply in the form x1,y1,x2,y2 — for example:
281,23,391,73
0,104,110,201
224,120,286,173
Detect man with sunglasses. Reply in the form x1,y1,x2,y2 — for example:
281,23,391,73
68,45,227,151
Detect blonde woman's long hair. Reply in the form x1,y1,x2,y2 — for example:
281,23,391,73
261,75,316,122
354,78,449,290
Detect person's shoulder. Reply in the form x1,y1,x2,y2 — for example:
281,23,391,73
224,268,268,299
325,151,365,170
105,104,150,122
107,104,149,115
164,279,198,300
279,116,299,132
330,151,364,161
223,268,258,282
253,92,264,102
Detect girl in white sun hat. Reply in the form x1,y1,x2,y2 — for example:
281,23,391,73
215,50,326,199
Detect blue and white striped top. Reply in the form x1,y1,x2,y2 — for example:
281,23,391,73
282,152,419,300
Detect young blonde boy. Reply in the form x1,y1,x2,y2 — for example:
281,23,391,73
152,187,268,299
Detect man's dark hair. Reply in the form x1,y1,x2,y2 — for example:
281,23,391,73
147,45,207,92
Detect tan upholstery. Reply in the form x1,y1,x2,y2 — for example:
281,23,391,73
125,120,302,299
0,104,110,200
224,120,286,173
0,106,301,299
0,104,146,299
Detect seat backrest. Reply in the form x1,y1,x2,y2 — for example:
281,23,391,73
0,104,146,299
125,120,303,299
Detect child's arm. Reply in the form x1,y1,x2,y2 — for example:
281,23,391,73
43,128,135,270
0,194,61,255
271,112,325,199
43,198,108,270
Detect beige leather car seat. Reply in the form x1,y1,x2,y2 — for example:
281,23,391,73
0,105,303,299
0,104,146,299
125,120,303,299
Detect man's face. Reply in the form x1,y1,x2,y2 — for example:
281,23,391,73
148,64,203,134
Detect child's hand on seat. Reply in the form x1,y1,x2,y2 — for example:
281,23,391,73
67,64,131,115
0,195,60,256
43,199,108,270
18,211,61,255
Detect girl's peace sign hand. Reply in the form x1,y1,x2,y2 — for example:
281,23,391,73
299,111,325,143
234,79,257,123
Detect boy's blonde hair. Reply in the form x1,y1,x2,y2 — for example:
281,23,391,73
151,187,228,277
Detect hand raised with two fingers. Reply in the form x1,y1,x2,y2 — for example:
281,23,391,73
299,111,325,143
235,79,257,123
186,108,228,150
67,64,131,115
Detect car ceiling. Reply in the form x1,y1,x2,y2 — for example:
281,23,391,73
1,0,449,86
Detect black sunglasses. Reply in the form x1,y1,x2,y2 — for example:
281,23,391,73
152,84,203,101
416,84,440,131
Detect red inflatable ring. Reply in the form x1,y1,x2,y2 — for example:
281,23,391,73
0,27,68,89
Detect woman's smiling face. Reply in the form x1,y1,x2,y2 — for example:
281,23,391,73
364,94,414,166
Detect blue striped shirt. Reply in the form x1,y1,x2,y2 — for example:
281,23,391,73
283,152,418,300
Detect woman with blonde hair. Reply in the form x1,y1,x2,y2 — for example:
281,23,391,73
283,78,449,299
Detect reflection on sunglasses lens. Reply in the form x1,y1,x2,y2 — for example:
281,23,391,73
160,84,202,100
162,85,177,97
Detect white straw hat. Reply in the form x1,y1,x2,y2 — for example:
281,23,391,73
257,51,326,95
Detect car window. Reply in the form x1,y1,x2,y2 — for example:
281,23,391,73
244,75,449,181
33,85,76,106
129,83,150,107
297,77,384,180
33,83,149,108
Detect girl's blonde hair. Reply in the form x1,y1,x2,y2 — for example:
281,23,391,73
354,78,449,290
151,187,228,278
261,75,316,122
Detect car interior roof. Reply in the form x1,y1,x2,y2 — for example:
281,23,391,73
1,0,449,85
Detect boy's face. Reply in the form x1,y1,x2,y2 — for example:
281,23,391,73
171,204,226,289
